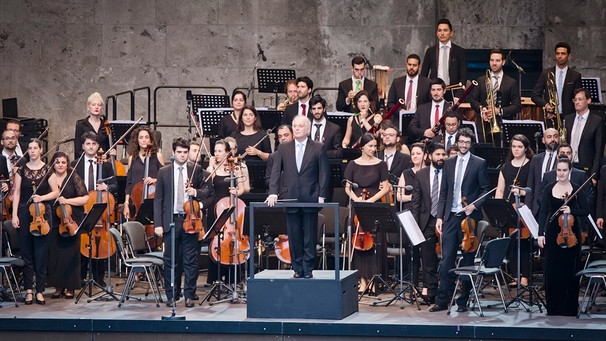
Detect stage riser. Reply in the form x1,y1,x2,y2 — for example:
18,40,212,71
247,270,359,319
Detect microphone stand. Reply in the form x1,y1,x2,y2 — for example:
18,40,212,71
247,55,262,108
509,54,525,107
342,179,355,271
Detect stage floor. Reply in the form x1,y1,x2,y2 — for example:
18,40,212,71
1,270,606,341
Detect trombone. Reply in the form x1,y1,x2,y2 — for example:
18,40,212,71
480,70,501,145
546,71,566,142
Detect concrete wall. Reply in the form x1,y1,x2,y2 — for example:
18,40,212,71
0,0,603,157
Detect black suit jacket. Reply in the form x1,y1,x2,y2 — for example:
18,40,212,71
282,103,302,126
387,75,432,110
153,162,215,232
526,152,549,216
0,154,9,193
470,74,521,120
314,120,343,159
336,78,379,112
596,164,606,219
532,67,582,116
421,43,467,87
71,158,118,194
437,154,490,222
376,150,412,181
408,101,452,142
565,112,604,176
269,139,329,210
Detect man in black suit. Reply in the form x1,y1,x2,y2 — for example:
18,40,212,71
309,95,343,159
414,142,446,304
388,54,432,111
541,143,590,192
3,119,25,157
470,49,522,144
1,129,21,175
565,88,604,181
73,131,118,287
421,18,467,100
266,115,329,279
532,42,582,122
376,122,412,182
408,78,452,142
429,128,490,312
525,128,560,217
154,138,214,307
265,124,293,188
282,76,313,126
336,56,379,113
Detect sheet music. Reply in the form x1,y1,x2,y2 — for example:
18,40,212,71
517,205,539,239
397,211,425,246
587,214,603,239
196,107,233,113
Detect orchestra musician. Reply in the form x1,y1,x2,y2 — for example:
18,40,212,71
11,138,53,305
74,92,111,158
343,133,390,292
3,119,25,157
282,76,314,126
266,115,329,279
336,56,379,113
376,122,412,182
442,111,461,150
341,90,382,149
276,79,298,111
73,131,118,287
429,128,490,313
122,126,165,221
470,49,522,144
231,105,271,161
154,138,215,308
494,134,533,288
265,124,293,188
308,95,343,159
408,78,451,142
525,128,560,217
537,157,586,316
217,90,246,139
2,127,22,171
47,152,89,300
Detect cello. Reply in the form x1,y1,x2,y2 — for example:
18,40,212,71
130,144,161,248
349,189,374,261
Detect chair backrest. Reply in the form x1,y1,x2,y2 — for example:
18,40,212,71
481,237,510,269
109,227,128,264
121,221,150,254
316,213,325,240
2,220,20,257
474,220,490,257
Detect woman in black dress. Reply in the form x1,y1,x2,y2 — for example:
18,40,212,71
217,90,246,139
495,134,534,287
537,157,586,316
47,152,89,299
231,105,271,161
341,90,382,148
344,133,390,293
11,138,53,305
74,92,111,158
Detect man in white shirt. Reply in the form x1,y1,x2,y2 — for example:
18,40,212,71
282,76,314,125
336,56,379,112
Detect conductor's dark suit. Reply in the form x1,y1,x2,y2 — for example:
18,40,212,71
408,101,452,142
565,112,604,177
435,153,490,308
153,161,214,300
269,139,329,275
336,78,379,112
421,43,467,90
532,67,582,116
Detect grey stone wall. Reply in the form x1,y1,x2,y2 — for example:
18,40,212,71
1,0,603,157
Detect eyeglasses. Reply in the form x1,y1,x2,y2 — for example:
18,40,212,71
2,137,17,140
572,98,587,103
457,140,472,146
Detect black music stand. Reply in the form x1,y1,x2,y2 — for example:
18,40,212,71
257,69,296,108
134,198,160,247
502,120,544,148
75,203,113,303
483,199,518,235
109,121,146,146
243,207,288,270
196,107,232,137
398,112,415,144
472,146,508,169
352,202,399,300
200,206,236,306
256,109,283,132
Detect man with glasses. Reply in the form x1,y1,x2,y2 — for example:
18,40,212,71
377,122,412,182
429,127,490,313
3,120,24,156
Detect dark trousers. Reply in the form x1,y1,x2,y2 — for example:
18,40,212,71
163,216,199,300
18,207,50,293
420,218,439,298
286,209,318,274
435,214,475,307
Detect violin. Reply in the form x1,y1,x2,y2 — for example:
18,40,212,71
183,179,205,236
556,192,577,248
130,144,161,248
435,234,442,258
351,189,374,255
57,202,79,237
508,179,531,239
29,182,50,236
460,197,479,253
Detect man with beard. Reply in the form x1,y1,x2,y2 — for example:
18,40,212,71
413,142,446,304
376,123,412,183
309,95,343,159
525,128,560,217
387,54,432,112
282,76,313,126
265,124,294,188
408,78,452,142
1,129,21,175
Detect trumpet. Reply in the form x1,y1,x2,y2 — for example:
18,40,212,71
546,71,566,142
481,70,501,145
445,82,465,91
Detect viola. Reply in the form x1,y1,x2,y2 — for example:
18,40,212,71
29,182,50,236
57,203,79,237
460,197,479,253
183,185,205,236
556,192,577,248
351,189,374,253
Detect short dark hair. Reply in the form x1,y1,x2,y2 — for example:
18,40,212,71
574,88,591,100
436,18,452,31
489,48,506,60
431,78,446,90
557,142,572,154
309,95,326,109
443,110,461,122
427,142,445,155
81,131,99,144
4,119,21,131
352,56,366,67
509,134,534,160
555,42,571,54
295,76,313,90
277,124,293,134
407,54,421,64
172,137,190,152
380,120,400,134
455,127,475,144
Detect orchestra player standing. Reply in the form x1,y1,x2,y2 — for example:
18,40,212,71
336,56,379,113
282,77,314,126
408,78,451,142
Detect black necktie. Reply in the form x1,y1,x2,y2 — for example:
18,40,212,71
544,153,553,174
314,123,322,142
88,160,95,191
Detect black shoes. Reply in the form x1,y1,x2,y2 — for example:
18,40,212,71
185,298,194,308
456,306,468,313
294,271,313,279
35,293,45,305
24,292,33,305
428,304,448,312
293,272,303,278
304,272,313,279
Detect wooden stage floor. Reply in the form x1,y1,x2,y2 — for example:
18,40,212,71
1,271,606,341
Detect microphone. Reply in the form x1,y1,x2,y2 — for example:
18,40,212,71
186,90,192,101
96,175,115,184
341,179,359,189
257,43,267,62
361,53,373,69
509,185,532,194
170,156,175,163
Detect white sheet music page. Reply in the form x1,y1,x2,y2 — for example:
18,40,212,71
397,211,425,246
518,204,539,239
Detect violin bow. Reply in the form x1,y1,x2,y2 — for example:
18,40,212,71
454,187,497,215
103,116,144,159
52,152,86,206
547,172,595,223
188,106,212,160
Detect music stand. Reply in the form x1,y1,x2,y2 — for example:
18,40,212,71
243,207,288,270
351,202,399,300
200,206,236,305
472,146,508,169
257,69,296,108
256,108,283,132
109,120,146,146
398,111,415,143
196,108,232,137
483,199,518,235
502,120,544,147
75,203,113,303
